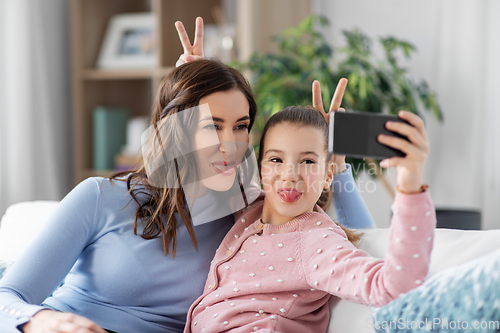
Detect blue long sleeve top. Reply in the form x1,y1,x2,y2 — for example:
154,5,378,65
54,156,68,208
0,164,374,333
331,165,376,229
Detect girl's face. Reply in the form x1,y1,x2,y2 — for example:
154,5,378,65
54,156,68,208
260,123,334,225
192,89,251,193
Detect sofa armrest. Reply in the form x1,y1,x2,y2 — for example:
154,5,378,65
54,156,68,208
0,201,60,264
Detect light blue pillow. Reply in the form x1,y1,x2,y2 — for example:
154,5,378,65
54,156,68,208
0,261,12,280
373,249,500,333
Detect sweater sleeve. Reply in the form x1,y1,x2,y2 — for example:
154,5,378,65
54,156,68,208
0,178,100,330
331,164,376,229
301,191,435,307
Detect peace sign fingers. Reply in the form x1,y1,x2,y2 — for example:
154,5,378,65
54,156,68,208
329,78,348,113
175,17,204,57
312,80,326,114
192,17,204,57
312,78,348,124
175,21,191,54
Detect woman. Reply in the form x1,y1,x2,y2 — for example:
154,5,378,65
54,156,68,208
0,21,374,333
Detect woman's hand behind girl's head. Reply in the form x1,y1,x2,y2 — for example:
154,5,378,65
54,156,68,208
312,78,348,175
378,111,430,193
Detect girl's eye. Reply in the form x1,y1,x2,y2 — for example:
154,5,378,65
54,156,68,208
269,157,282,163
301,159,316,164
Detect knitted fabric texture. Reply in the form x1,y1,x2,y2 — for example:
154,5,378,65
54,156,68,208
373,248,500,333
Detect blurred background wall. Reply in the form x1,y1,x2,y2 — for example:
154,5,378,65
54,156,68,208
0,0,71,216
313,0,500,229
0,0,499,230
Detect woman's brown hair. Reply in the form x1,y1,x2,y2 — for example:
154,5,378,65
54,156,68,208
111,60,257,256
257,106,361,244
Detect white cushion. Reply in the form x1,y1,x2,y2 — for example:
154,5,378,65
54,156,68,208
0,201,59,263
2,202,500,333
327,228,500,333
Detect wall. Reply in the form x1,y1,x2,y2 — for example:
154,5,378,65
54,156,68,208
313,0,500,229
0,0,71,217
236,0,311,60
0,0,5,215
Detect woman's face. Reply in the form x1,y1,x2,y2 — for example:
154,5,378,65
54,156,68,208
260,123,334,225
192,89,251,192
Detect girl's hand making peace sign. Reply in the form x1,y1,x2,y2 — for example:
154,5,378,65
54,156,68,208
175,17,204,67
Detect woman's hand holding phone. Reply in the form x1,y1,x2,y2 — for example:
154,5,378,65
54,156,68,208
174,17,204,67
378,111,429,193
312,78,348,174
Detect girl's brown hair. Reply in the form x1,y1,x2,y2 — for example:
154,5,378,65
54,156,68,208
257,106,361,244
111,60,257,256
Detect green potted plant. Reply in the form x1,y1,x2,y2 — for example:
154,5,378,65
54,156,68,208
234,15,443,197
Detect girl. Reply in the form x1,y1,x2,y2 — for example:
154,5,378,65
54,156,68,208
0,60,374,333
184,106,435,333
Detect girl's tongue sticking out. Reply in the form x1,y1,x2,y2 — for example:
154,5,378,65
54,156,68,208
277,188,302,203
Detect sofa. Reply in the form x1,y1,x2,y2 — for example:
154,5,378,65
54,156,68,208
1,201,500,333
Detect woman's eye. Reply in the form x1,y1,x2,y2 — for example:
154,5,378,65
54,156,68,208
235,123,249,131
269,158,282,163
204,124,219,130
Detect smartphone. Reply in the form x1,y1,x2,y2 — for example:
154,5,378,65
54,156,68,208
328,110,411,159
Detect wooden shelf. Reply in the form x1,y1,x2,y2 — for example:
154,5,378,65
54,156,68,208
84,169,117,179
154,67,175,78
82,69,154,80
81,67,174,81
70,0,219,183
70,0,310,183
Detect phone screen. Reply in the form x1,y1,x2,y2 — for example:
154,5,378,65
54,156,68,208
329,111,410,159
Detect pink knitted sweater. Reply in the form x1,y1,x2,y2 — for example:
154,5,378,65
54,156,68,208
184,191,435,333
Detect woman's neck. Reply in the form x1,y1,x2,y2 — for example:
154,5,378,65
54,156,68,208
183,182,209,199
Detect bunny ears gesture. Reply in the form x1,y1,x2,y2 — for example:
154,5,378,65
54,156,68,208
175,17,204,67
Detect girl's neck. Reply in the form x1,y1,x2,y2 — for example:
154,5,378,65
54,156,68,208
261,196,314,226
261,204,290,226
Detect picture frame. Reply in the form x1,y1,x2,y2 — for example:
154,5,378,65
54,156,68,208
97,13,157,69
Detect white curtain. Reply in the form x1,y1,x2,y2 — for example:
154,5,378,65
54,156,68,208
430,1,500,230
313,0,500,229
482,2,500,230
0,0,71,216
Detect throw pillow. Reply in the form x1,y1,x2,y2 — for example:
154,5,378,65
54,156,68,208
373,249,500,332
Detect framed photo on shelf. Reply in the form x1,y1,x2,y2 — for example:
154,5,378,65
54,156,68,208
97,13,157,69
